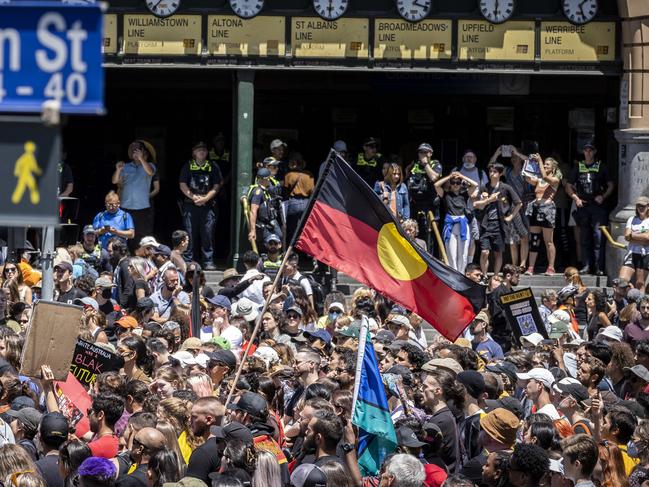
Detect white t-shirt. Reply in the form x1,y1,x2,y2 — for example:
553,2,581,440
238,268,270,305
220,325,243,349
537,403,561,420
626,216,649,255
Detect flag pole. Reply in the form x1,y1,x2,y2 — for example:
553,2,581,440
351,315,369,416
223,148,338,408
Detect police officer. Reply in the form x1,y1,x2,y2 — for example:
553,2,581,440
405,143,442,247
179,142,223,271
355,137,384,186
566,141,614,275
261,233,283,280
247,168,283,253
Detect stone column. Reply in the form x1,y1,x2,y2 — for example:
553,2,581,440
229,70,255,269
607,2,649,278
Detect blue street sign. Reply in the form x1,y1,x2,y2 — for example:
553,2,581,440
0,2,104,114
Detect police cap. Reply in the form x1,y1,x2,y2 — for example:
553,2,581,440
257,168,271,178
192,141,208,152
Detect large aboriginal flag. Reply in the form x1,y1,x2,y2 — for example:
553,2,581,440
295,154,486,340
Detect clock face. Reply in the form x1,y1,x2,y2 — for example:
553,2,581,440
563,0,598,24
313,0,349,21
145,0,180,18
396,0,432,22
229,0,264,19
479,0,515,23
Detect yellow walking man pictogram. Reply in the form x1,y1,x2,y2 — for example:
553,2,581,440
11,141,41,205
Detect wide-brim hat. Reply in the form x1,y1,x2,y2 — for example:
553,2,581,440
219,268,241,286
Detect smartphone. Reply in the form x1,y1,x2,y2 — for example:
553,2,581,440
501,145,513,158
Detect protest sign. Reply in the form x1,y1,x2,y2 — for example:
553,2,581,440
499,287,548,344
70,339,124,386
20,301,82,380
55,372,92,437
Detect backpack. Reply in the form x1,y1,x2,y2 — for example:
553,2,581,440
294,274,326,315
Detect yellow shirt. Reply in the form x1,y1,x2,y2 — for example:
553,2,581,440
178,430,193,464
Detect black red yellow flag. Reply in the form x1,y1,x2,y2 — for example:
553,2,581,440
295,154,485,340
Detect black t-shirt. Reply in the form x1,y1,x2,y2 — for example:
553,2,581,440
480,182,520,224
444,191,470,217
56,286,87,304
430,406,460,474
180,160,223,201
36,454,63,487
488,284,512,335
116,463,147,487
569,161,610,202
459,450,489,487
314,454,347,469
58,163,73,194
126,279,150,312
186,437,221,483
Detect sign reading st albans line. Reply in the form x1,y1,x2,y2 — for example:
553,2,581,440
70,339,124,386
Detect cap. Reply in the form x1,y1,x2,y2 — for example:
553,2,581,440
264,234,282,244
625,364,649,383
192,141,208,151
95,276,115,288
636,196,649,207
286,305,304,317
10,396,35,411
206,294,231,311
115,316,138,329
474,310,490,323
40,412,69,441
232,297,259,322
227,392,268,419
82,225,96,235
480,408,520,446
171,351,200,368
386,365,413,386
484,397,524,419
583,141,596,150
337,323,360,338
417,143,433,152
516,367,555,389
520,333,545,347
328,302,345,313
139,236,160,248
257,167,271,178
485,361,519,386
421,357,463,375
270,139,287,150
262,156,280,167
154,245,171,257
396,426,427,448
458,370,486,399
598,326,623,342
208,349,237,369
555,381,589,404
210,421,253,444
548,310,571,338
333,140,347,152
387,315,411,329
612,277,631,288
162,479,209,487
252,346,280,367
73,297,99,312
136,297,155,311
290,464,328,487
303,329,332,343
363,137,379,147
208,336,231,351
375,329,395,342
6,407,41,432
180,337,203,352
53,261,73,273
219,268,241,286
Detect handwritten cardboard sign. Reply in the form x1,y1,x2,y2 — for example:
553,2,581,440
70,339,124,386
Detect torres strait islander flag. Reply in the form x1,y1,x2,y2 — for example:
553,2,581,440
295,153,486,340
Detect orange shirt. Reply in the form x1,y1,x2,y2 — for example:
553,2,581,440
284,171,314,198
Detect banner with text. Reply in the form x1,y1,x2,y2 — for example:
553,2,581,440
70,339,124,386
208,15,285,56
540,22,615,62
499,287,548,345
123,14,202,55
103,14,117,54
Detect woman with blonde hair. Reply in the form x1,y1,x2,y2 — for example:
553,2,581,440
157,397,200,463
564,266,589,330
155,421,186,474
125,256,151,310
186,373,214,398
374,163,410,220
150,366,184,399
524,155,562,276
252,450,282,487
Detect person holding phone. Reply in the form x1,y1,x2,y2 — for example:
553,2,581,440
92,191,135,249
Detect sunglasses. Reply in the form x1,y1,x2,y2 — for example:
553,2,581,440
287,313,300,319
4,267,17,274
450,180,462,185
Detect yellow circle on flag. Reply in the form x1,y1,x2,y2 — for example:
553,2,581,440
377,223,427,281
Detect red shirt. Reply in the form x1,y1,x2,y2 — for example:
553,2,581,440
88,434,119,458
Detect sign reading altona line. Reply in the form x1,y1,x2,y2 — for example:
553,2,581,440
0,2,104,114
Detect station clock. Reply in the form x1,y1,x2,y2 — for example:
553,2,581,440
562,0,598,24
479,0,515,24
313,0,349,21
396,0,432,22
229,0,265,19
145,0,181,18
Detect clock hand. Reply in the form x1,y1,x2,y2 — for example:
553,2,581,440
413,0,427,8
151,0,164,8
578,0,588,17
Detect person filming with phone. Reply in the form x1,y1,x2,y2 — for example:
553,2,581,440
92,191,135,249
